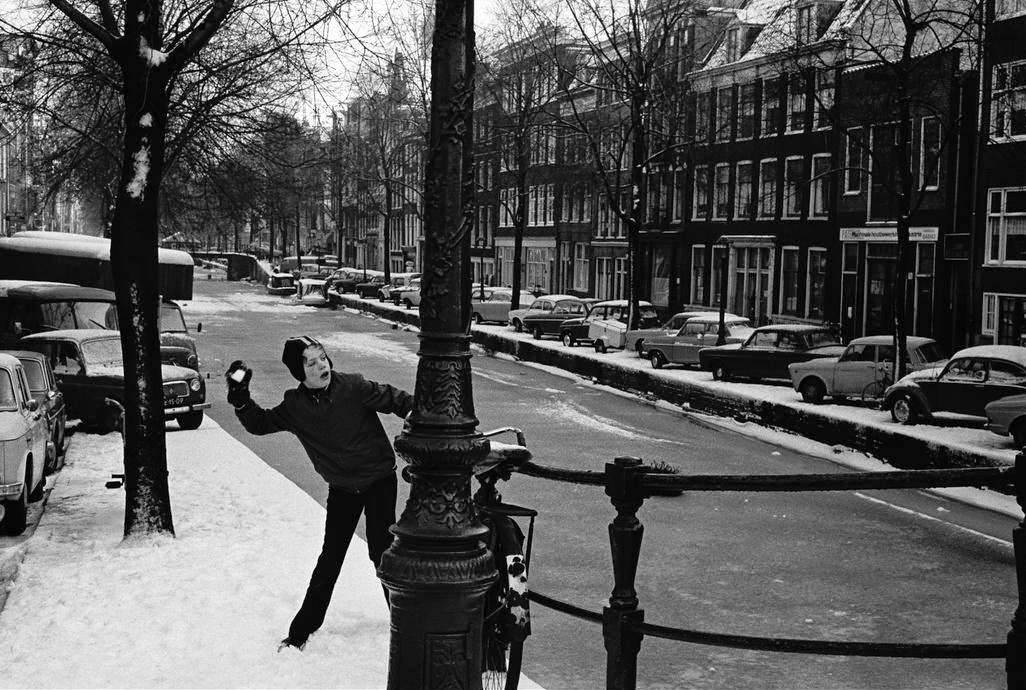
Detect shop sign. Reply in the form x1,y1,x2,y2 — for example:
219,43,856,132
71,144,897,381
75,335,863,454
839,227,939,242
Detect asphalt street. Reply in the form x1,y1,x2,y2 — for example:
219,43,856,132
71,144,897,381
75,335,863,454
189,275,1017,690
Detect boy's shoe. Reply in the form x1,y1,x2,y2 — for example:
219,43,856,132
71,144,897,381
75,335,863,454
277,637,307,653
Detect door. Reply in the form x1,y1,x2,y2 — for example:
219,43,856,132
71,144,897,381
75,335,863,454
864,245,897,336
674,322,708,363
832,343,877,395
924,358,985,415
15,367,46,489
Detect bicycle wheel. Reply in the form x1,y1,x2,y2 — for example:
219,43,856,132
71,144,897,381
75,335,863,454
861,379,889,406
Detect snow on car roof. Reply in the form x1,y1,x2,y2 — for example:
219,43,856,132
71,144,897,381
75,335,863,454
951,345,1026,367
850,335,936,346
0,352,21,370
0,282,115,300
8,231,194,266
21,329,118,343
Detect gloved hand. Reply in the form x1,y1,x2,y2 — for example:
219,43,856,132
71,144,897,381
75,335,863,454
225,360,253,409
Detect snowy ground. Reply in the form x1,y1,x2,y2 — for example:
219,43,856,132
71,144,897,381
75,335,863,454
0,419,393,688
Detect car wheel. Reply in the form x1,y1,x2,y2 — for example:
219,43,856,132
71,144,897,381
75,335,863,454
28,460,44,502
890,395,919,425
1011,419,1026,449
513,320,523,333
0,477,29,536
561,332,576,347
404,299,414,310
712,365,730,381
472,313,483,325
635,340,645,357
177,412,204,430
650,351,666,369
799,378,826,404
594,340,607,354
532,326,543,340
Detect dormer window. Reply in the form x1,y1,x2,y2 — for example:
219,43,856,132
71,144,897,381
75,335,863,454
796,3,817,44
725,28,740,62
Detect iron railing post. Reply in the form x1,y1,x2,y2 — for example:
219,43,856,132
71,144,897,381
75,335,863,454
377,0,494,688
1008,450,1026,689
604,456,647,690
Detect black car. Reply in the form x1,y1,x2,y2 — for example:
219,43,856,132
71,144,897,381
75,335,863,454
355,276,388,299
20,329,210,432
883,345,1026,425
698,324,845,381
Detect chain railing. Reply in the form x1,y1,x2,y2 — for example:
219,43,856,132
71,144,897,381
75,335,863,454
516,452,1026,690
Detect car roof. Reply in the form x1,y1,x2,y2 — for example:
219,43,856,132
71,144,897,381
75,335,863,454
529,294,578,302
950,345,1026,367
21,328,118,343
591,299,655,308
850,335,936,346
0,281,115,300
753,324,834,333
0,352,22,370
686,316,751,324
1,349,46,363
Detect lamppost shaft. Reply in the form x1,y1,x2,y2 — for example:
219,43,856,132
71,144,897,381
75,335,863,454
378,0,494,687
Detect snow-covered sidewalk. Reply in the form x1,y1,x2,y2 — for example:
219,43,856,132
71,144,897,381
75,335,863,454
0,418,392,688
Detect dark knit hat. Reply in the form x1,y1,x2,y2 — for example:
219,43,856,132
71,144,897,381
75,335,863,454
282,336,332,381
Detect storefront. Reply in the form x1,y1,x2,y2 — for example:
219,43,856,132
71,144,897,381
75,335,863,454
838,226,937,342
495,238,555,293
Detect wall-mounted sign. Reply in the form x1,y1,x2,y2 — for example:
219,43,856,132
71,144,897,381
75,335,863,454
839,226,939,242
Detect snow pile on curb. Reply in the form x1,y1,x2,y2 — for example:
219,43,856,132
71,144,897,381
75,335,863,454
0,420,390,688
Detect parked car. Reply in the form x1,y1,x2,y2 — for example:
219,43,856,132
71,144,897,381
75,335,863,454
585,300,661,353
392,278,423,307
625,310,729,356
507,294,576,333
266,272,296,296
882,345,1026,425
335,268,384,294
20,329,211,433
698,324,845,382
1,280,200,371
3,349,66,473
645,316,754,369
522,297,599,340
0,352,49,535
788,335,948,404
355,275,388,299
985,394,1026,448
296,272,330,306
471,288,536,325
377,273,421,302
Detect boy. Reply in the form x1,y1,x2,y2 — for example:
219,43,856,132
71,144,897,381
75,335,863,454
226,335,413,651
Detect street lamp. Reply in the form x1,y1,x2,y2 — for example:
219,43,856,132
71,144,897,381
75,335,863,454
714,238,730,346
475,236,487,300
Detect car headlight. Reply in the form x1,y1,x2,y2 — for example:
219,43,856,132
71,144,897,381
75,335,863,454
187,354,198,368
189,378,202,392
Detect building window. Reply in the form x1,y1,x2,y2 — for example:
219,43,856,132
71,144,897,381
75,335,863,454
997,0,1026,19
735,161,754,219
845,127,863,194
714,163,731,220
779,246,800,315
783,156,805,218
710,245,726,306
796,3,817,44
758,159,777,218
693,165,710,219
914,242,935,335
786,73,806,132
814,68,834,129
987,187,1026,264
695,91,711,141
994,61,1026,139
761,78,781,136
983,293,998,334
806,248,828,320
737,83,756,139
673,167,686,221
692,245,706,304
920,116,941,190
573,243,589,291
725,27,739,62
650,248,671,308
809,154,831,218
716,87,733,141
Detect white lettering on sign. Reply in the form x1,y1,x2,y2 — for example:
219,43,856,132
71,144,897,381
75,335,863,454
839,227,939,242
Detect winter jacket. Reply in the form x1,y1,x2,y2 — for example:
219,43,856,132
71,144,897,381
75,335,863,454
235,371,414,491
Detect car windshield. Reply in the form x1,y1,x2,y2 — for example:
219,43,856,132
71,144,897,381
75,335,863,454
81,338,124,367
159,303,188,333
0,370,16,410
806,331,840,348
914,342,947,363
20,360,45,392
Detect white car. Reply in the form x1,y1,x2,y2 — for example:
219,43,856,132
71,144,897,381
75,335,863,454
0,353,49,535
585,300,660,353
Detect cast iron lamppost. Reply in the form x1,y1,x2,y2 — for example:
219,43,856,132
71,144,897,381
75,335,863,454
476,236,487,300
715,237,730,345
378,0,495,687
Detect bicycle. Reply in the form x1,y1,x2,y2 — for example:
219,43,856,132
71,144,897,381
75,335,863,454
475,427,535,690
860,372,893,407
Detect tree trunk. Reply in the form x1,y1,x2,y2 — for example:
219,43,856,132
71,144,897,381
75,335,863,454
111,60,174,537
268,215,275,265
511,145,528,309
893,86,914,381
628,90,647,330
383,181,392,282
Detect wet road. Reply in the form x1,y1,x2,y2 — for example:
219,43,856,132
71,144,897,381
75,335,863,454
184,276,1018,689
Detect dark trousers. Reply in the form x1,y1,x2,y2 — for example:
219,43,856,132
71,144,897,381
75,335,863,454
288,473,397,643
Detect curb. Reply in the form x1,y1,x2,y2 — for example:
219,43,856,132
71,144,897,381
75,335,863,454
336,293,1017,477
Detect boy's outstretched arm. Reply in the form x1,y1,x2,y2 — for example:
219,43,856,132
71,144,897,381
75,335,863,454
226,360,293,435
356,375,414,417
